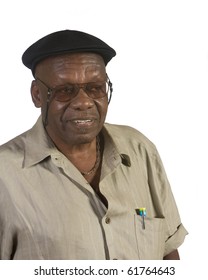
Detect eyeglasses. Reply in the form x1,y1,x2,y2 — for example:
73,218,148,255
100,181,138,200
36,77,113,103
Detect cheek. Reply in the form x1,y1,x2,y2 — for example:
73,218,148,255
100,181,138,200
47,98,108,125
99,100,108,121
48,101,67,118
96,97,108,116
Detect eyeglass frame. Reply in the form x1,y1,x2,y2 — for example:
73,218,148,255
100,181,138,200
35,76,113,104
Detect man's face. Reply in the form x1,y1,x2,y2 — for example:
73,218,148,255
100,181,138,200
31,53,108,146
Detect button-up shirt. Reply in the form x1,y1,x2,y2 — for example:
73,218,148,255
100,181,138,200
0,117,187,259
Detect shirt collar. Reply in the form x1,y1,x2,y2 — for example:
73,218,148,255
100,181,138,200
101,124,132,172
23,116,57,168
23,118,131,169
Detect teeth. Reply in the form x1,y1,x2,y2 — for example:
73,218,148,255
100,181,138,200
74,120,92,123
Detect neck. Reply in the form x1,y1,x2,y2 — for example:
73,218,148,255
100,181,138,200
46,130,100,173
51,137,97,160
80,136,100,176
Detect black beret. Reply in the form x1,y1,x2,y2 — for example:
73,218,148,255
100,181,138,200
22,29,116,75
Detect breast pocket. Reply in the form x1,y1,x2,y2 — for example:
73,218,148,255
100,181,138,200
134,215,165,259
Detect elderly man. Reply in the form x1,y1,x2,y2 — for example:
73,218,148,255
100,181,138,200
0,30,187,260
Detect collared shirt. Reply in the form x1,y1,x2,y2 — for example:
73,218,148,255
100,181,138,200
0,117,187,260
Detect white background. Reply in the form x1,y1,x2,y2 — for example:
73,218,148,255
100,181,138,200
1,0,208,275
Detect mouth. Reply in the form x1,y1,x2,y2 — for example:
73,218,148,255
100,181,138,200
73,119,93,124
69,119,97,128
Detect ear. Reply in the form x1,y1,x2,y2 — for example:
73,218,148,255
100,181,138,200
31,80,42,108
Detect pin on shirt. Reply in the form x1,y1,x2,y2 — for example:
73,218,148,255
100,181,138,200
135,208,146,229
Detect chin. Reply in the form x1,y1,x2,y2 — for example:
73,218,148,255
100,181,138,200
65,131,98,145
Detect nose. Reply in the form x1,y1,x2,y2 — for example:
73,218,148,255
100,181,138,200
70,89,94,110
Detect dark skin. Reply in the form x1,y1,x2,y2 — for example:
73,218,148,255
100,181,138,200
31,53,107,183
31,52,179,260
163,250,180,260
31,53,107,203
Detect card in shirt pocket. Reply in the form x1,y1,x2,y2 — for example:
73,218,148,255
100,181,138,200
134,215,165,260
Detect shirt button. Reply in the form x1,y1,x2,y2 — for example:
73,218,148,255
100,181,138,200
105,217,111,224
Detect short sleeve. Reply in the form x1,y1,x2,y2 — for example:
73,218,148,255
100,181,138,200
146,146,188,255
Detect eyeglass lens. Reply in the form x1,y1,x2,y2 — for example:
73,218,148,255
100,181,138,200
52,82,109,102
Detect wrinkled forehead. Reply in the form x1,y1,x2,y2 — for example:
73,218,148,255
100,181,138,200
35,52,106,77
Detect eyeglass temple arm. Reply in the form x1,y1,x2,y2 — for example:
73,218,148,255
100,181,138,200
106,74,113,104
43,89,52,127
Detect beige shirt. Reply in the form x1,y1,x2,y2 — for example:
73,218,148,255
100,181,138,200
0,117,187,260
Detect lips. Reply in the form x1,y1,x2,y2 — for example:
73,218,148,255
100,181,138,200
72,119,93,124
68,118,97,129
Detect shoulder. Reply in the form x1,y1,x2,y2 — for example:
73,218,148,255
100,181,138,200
103,123,165,180
104,123,157,153
0,117,42,158
0,131,28,158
